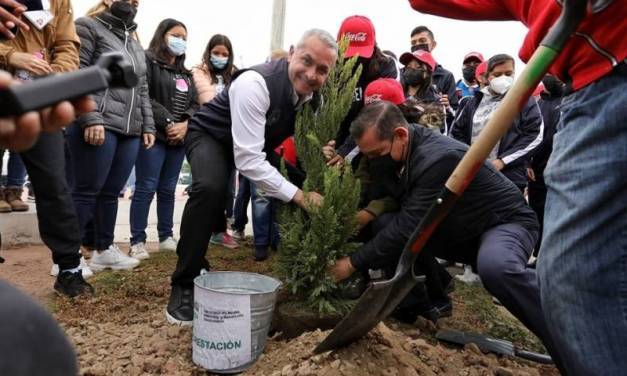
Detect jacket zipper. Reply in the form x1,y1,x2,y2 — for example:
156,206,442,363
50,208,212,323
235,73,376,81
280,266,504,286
123,29,136,134
574,32,619,67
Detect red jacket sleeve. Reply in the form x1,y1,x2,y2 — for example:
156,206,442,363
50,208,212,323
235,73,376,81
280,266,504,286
408,0,515,21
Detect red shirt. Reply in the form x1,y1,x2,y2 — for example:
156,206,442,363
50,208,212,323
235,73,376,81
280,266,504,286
409,0,626,91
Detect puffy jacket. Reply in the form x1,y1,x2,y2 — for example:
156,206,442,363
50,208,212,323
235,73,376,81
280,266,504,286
409,0,626,92
350,125,538,271
73,12,155,136
449,91,543,188
144,51,198,142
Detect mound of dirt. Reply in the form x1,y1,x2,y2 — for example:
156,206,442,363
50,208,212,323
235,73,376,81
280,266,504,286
248,323,556,376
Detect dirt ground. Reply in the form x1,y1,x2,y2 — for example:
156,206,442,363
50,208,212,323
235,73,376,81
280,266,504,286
0,243,558,376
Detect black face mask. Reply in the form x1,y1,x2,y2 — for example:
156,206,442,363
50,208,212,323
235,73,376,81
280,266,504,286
411,43,430,53
110,1,137,25
403,68,429,88
542,75,564,97
462,66,476,82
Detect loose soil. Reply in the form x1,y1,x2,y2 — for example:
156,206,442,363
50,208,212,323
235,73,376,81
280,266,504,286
1,241,558,375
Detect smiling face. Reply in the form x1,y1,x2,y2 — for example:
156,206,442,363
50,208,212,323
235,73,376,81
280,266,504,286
287,36,337,96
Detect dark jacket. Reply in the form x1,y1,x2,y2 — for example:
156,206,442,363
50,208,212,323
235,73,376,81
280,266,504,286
73,12,155,136
449,91,543,188
350,125,537,271
432,64,459,111
144,51,198,143
336,56,398,157
529,92,561,185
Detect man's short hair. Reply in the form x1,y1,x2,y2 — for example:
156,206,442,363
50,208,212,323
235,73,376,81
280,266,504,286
487,54,515,74
297,29,338,56
350,101,408,141
410,25,434,40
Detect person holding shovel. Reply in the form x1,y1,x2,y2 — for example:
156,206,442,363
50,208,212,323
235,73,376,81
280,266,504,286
406,1,626,374
329,101,565,370
166,29,338,325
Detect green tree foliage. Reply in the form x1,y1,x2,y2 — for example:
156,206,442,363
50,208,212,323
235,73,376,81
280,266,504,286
276,41,363,315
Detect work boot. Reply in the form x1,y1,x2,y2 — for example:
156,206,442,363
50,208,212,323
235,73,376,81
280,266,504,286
0,188,11,213
5,187,29,212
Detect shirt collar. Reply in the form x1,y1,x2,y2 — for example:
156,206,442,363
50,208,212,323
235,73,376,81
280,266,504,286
292,89,314,109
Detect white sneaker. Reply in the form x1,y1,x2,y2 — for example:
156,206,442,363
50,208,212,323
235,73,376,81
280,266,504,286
90,245,140,271
159,237,177,252
129,242,150,260
231,230,245,240
50,257,94,279
455,265,482,284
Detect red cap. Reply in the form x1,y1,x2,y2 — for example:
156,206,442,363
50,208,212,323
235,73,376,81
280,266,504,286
399,50,436,72
475,61,488,77
463,51,484,64
337,15,376,58
365,78,405,106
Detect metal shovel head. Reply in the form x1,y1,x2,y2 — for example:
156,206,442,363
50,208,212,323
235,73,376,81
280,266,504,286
314,251,423,354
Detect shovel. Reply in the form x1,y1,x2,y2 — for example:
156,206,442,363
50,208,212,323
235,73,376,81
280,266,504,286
314,0,589,354
435,329,553,364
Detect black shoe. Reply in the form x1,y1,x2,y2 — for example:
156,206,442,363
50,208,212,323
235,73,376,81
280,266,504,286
392,298,453,324
166,285,194,325
254,247,268,262
54,271,94,298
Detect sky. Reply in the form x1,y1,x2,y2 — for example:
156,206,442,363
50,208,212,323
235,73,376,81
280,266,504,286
70,0,529,81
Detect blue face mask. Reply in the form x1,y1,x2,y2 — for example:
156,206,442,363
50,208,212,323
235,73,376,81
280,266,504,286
210,54,229,70
167,36,187,57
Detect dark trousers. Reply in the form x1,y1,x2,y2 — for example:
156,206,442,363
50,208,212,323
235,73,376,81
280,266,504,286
130,140,185,244
0,150,27,187
528,179,547,254
171,130,233,287
232,174,250,232
19,131,81,270
66,125,140,250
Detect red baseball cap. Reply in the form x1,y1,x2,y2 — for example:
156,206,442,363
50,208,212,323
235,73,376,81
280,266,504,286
463,51,484,64
399,50,436,72
365,78,405,106
337,15,376,58
475,60,488,77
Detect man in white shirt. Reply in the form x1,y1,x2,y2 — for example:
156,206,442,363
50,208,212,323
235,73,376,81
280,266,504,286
166,29,338,325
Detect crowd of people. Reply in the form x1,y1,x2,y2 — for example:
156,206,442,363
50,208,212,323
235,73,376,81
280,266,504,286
0,0,624,375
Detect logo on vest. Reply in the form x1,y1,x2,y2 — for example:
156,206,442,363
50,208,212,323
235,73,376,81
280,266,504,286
345,32,368,43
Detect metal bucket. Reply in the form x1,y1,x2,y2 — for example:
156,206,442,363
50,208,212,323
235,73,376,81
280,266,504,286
192,271,282,373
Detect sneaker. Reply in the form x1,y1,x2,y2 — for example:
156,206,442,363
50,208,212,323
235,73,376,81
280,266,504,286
54,271,95,298
129,242,150,260
210,232,239,249
231,229,245,240
165,285,194,326
159,237,177,252
90,244,140,271
50,257,94,279
455,265,482,284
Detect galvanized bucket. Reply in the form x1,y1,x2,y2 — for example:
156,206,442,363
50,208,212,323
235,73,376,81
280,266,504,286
192,271,282,373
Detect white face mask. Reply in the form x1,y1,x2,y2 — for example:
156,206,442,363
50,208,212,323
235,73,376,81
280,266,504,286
489,75,514,95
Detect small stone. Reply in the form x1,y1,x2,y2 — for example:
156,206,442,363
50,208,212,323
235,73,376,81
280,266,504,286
311,355,323,364
464,342,483,355
494,367,514,376
131,354,144,368
330,359,341,369
144,357,165,373
382,367,399,376
271,372,281,376
167,326,180,338
150,320,161,328
281,364,293,376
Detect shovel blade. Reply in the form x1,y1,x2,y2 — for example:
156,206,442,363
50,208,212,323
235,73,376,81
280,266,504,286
314,263,423,354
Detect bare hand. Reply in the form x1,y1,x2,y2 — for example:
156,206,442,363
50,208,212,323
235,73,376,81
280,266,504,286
328,257,356,283
143,133,155,149
439,94,450,109
166,121,187,144
491,159,505,171
0,71,94,151
0,0,29,39
322,140,336,161
84,125,105,145
527,167,536,182
292,189,323,210
8,52,53,76
327,154,344,167
356,210,375,229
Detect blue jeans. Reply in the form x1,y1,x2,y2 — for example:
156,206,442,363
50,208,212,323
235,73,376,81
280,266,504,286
66,125,140,250
251,183,279,250
4,151,27,187
130,140,185,244
232,174,250,232
538,64,627,375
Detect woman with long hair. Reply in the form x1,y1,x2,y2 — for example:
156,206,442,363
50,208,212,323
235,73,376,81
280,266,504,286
128,19,197,259
68,0,155,271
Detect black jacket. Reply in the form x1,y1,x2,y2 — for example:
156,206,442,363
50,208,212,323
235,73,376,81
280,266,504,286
73,12,155,136
401,63,459,112
529,92,561,184
144,51,198,143
449,91,543,188
350,126,537,271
